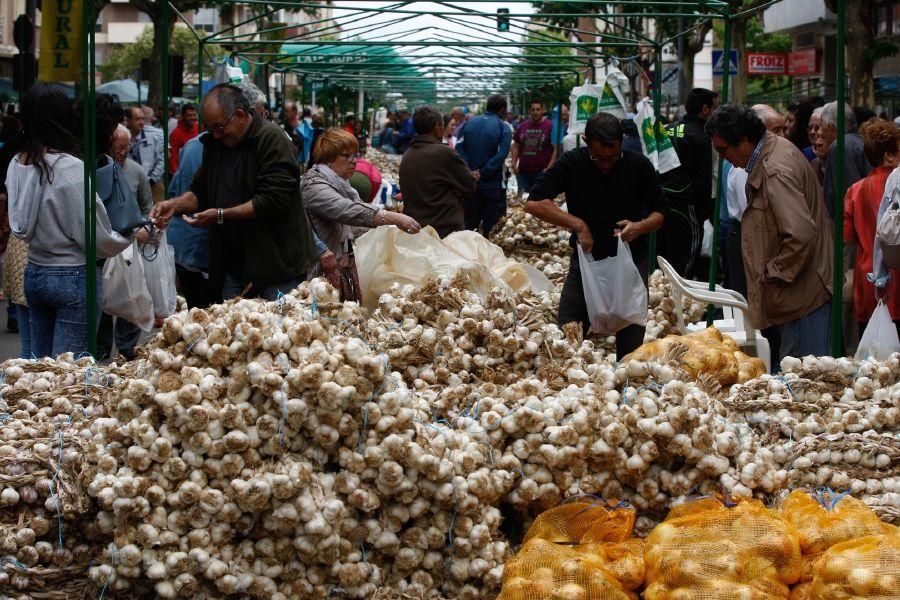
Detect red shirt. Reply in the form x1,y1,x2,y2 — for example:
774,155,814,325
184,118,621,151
844,165,900,321
169,120,199,174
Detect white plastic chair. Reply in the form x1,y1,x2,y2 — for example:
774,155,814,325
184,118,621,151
656,256,771,373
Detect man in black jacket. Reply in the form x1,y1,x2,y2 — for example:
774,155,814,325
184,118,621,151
151,84,319,300
658,88,717,278
399,107,477,238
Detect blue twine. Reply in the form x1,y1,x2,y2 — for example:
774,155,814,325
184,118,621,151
775,375,797,400
97,543,117,600
0,414,10,421
49,429,65,549
357,405,369,454
277,389,287,448
310,297,319,318
446,510,459,549
0,557,29,570
360,542,367,562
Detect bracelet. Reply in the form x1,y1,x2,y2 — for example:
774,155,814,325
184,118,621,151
216,208,224,225
379,210,387,225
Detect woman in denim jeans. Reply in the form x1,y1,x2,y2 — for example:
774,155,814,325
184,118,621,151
6,83,133,358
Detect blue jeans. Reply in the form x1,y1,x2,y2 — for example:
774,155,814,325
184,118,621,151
25,264,101,359
515,172,540,195
222,273,303,301
779,300,831,361
15,304,31,359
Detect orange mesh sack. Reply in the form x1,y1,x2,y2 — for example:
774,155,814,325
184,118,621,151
498,502,645,600
644,497,802,600
780,490,896,586
523,502,636,545
808,531,900,599
497,537,645,600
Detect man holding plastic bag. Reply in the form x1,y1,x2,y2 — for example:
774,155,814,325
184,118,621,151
525,113,667,358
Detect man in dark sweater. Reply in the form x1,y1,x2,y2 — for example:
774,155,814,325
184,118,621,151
151,83,319,300
657,88,718,278
525,113,667,358
399,106,477,238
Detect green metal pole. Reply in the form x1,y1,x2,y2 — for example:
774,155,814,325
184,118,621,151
556,78,564,148
649,45,663,276
832,0,846,357
83,0,97,357
162,1,170,194
197,39,204,123
707,16,731,325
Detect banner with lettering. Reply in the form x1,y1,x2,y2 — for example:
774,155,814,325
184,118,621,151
39,0,84,82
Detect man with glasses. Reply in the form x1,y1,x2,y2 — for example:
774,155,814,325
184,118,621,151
525,112,667,359
151,83,319,301
705,105,833,360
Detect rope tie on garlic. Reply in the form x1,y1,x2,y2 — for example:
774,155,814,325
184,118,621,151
814,487,853,511
97,543,117,600
49,429,65,549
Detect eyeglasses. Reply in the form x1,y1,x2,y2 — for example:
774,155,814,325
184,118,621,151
206,112,237,136
338,152,362,161
587,149,623,164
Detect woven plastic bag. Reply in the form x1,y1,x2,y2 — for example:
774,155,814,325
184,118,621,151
644,497,802,600
577,239,647,334
808,530,900,599
498,502,645,600
855,301,900,360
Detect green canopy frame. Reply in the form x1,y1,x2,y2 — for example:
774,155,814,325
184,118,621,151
78,0,850,358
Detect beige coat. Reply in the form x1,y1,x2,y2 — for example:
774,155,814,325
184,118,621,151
742,132,833,329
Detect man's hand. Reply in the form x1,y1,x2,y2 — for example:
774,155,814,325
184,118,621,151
510,163,519,175
318,250,341,289
472,169,481,182
574,220,594,254
150,199,179,228
615,219,645,243
182,209,217,228
135,228,156,246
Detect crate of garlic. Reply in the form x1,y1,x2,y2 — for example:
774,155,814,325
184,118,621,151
0,276,897,599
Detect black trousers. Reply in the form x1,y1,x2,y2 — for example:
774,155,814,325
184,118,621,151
726,220,748,300
176,264,220,309
97,312,141,361
558,252,647,359
658,204,701,279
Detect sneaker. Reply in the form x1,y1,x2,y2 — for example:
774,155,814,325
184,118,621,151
6,320,18,333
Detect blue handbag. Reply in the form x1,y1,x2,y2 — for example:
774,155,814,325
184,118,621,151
95,155,147,235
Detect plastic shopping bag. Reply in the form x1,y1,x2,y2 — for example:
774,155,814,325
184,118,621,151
595,62,629,120
142,231,177,319
577,238,648,334
102,242,154,331
855,301,900,360
700,220,714,257
633,98,681,174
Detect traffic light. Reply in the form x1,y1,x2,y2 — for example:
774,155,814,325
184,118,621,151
497,8,510,32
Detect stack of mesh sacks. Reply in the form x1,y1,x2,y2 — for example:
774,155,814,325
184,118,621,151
497,500,645,600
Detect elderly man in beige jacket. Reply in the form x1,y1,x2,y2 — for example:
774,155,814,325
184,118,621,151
705,105,833,361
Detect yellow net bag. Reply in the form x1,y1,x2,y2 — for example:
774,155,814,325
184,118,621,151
644,497,802,600
780,490,896,586
808,530,900,599
497,501,645,600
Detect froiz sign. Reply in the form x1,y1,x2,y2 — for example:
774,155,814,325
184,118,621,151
38,0,84,82
746,52,788,76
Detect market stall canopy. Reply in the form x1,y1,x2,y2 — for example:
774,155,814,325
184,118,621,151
96,79,150,104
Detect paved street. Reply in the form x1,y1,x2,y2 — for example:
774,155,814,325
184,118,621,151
0,304,21,361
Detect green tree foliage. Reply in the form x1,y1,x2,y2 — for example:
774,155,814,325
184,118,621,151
100,25,226,87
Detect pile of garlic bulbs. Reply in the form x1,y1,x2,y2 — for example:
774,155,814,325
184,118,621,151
0,357,119,597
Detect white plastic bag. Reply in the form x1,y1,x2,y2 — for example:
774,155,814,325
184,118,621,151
568,80,605,135
877,198,900,268
142,231,177,319
102,242,154,331
632,98,681,174
700,219,714,257
577,238,648,334
855,302,900,360
595,62,629,120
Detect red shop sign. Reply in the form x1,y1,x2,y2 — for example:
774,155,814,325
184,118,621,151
746,52,788,75
788,48,819,75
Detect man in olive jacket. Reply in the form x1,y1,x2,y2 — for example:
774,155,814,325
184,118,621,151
706,105,833,360
399,106,477,238
151,83,318,300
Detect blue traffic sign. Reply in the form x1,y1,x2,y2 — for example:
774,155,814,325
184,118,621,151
712,49,738,76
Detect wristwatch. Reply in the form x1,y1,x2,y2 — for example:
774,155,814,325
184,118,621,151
216,208,224,225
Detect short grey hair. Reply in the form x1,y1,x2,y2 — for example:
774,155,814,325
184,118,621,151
201,83,251,116
239,83,267,111
821,101,856,133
